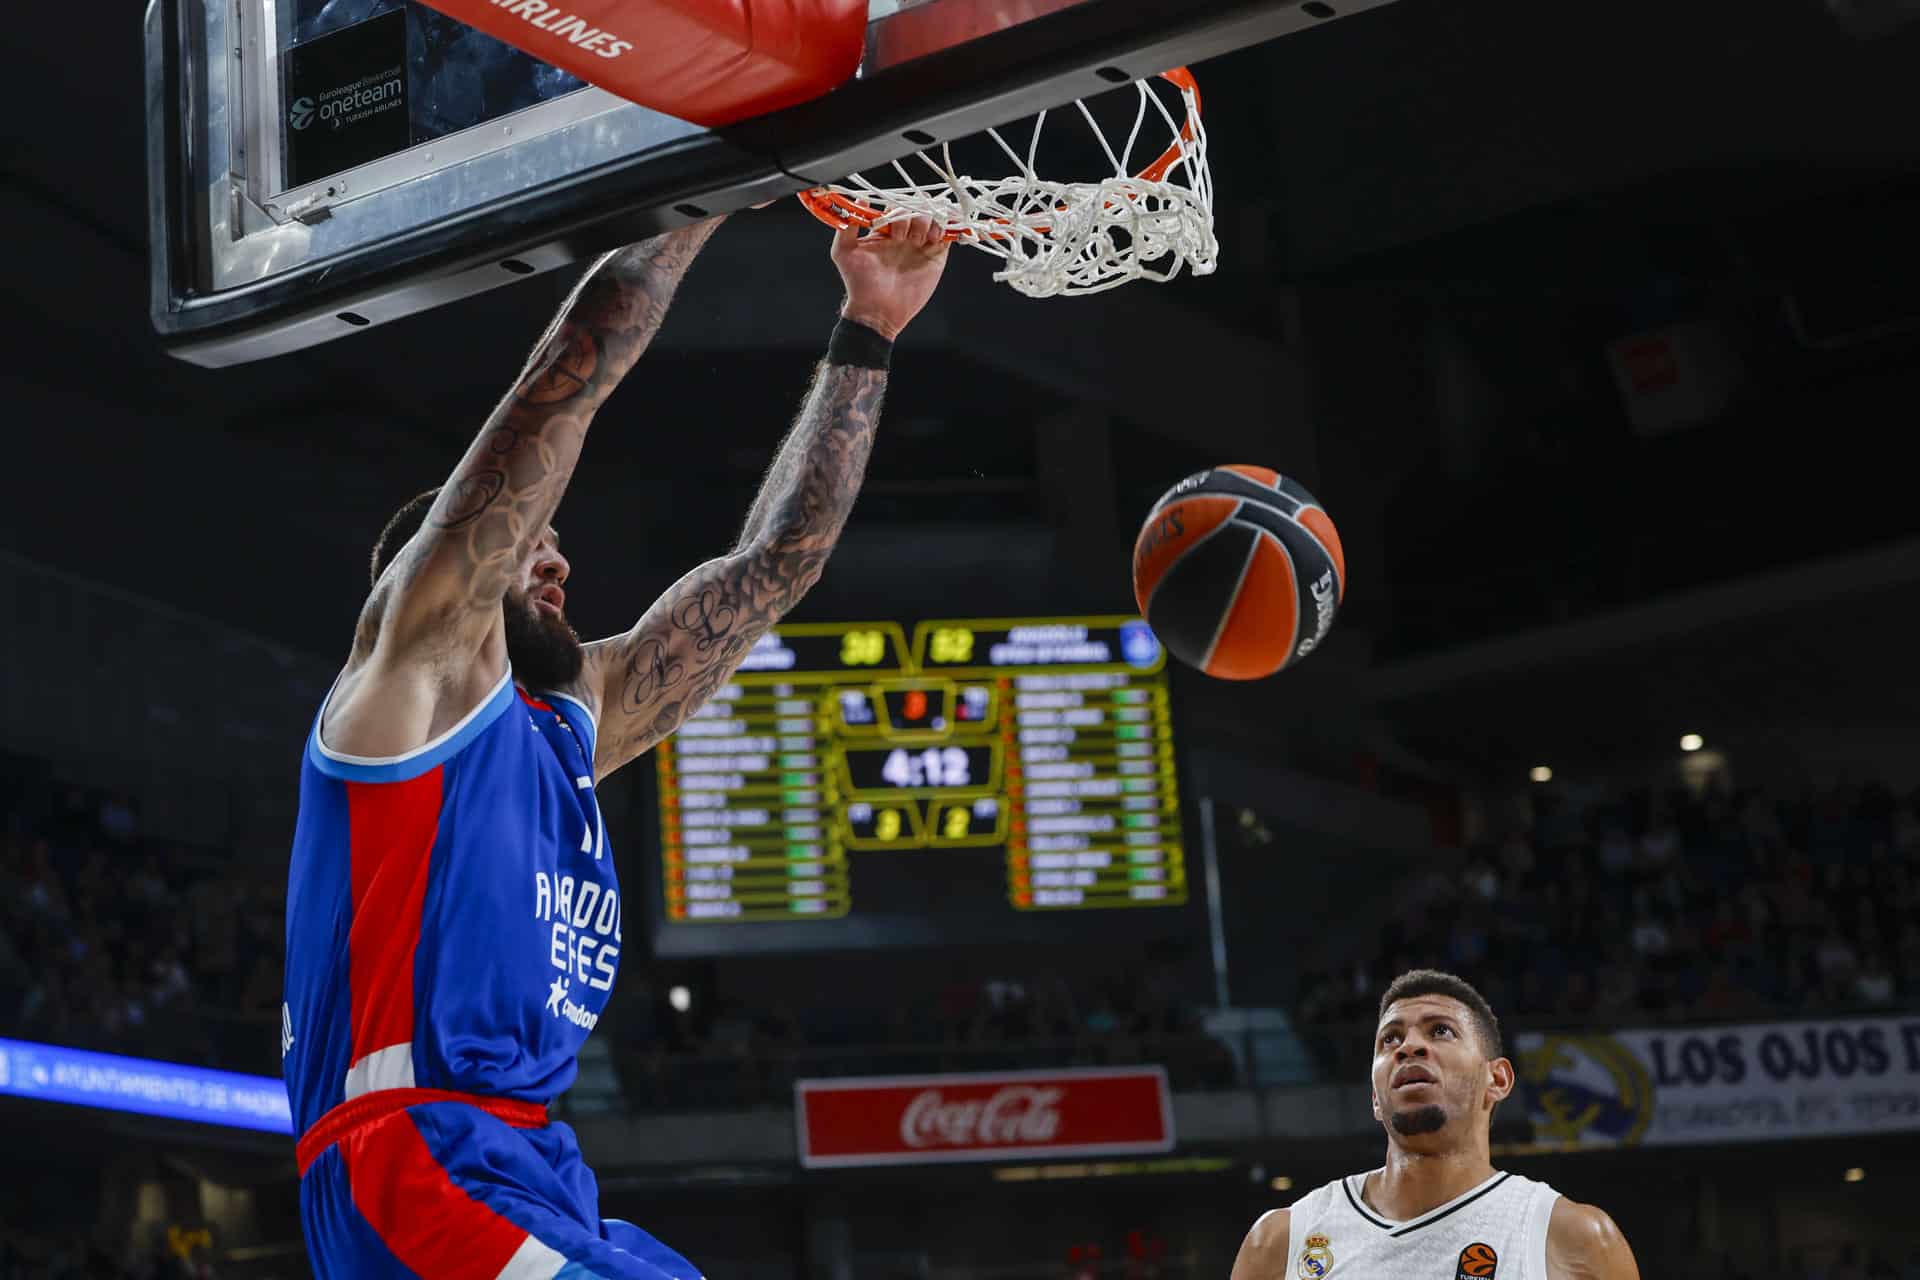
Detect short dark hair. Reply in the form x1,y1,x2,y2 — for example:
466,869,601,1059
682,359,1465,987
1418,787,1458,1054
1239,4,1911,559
370,487,441,588
1377,969,1503,1060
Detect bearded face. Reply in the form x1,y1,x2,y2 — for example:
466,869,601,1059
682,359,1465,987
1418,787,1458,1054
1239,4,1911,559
1389,1103,1448,1136
503,584,583,691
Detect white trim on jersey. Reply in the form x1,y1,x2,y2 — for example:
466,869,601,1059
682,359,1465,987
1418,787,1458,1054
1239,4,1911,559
343,1042,416,1099
537,689,606,857
495,1234,568,1280
543,689,599,745
1339,1168,1512,1234
314,666,513,767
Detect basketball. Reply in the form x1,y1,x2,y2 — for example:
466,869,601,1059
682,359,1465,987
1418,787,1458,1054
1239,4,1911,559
1131,465,1346,680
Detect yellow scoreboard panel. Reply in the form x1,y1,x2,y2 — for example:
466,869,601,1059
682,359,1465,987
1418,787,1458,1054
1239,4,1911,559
654,616,1186,924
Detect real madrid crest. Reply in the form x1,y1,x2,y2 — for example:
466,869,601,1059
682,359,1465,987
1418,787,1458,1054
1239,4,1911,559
1297,1234,1334,1280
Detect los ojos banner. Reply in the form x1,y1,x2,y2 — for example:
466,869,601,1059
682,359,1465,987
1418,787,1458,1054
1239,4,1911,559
796,1067,1174,1167
1515,1014,1920,1148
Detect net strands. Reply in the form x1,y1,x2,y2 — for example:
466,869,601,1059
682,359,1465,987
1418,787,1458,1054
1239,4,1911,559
808,72,1216,298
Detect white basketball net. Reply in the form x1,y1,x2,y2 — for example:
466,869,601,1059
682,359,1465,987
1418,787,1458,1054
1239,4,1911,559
808,74,1215,298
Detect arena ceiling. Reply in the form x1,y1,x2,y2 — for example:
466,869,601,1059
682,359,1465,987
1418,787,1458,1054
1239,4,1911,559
4,0,1918,775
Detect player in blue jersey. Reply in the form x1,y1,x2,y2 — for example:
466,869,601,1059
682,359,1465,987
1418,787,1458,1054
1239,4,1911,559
282,211,951,1279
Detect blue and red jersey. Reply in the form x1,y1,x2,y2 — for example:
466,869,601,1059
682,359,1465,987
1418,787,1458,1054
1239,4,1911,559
282,668,620,1136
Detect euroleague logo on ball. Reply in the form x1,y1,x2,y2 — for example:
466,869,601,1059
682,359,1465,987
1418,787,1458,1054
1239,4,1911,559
1132,468,1212,573
1131,463,1344,680
1133,507,1185,568
1169,469,1213,497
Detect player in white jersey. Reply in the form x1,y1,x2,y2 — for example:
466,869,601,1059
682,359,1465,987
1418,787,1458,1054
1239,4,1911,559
1231,970,1640,1280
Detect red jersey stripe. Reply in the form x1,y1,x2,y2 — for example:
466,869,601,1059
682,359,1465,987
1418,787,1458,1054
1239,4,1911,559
296,1088,548,1176
346,768,444,1075
342,1108,529,1279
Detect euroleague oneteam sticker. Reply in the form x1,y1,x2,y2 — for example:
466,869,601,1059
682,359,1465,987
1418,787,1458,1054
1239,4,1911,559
1455,1243,1498,1279
283,9,409,188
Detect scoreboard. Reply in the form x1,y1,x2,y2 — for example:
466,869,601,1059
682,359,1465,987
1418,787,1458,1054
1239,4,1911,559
649,616,1190,950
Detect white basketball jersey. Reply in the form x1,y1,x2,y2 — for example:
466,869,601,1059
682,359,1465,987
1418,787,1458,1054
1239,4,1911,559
1282,1169,1559,1280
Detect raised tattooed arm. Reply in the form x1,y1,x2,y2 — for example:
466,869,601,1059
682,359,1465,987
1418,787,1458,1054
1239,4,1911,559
358,219,725,661
581,215,952,778
584,362,887,772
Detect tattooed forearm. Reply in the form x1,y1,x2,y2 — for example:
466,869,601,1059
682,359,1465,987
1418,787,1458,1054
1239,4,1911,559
593,361,887,772
619,636,684,714
738,364,886,571
434,469,506,531
650,701,685,739
513,220,726,415
402,220,725,612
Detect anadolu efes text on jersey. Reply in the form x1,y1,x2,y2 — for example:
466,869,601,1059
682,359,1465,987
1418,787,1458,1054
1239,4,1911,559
281,669,621,1134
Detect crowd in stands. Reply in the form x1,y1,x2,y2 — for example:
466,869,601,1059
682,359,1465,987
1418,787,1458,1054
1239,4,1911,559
1783,1244,1920,1280
1293,778,1920,1062
11,744,1920,1106
1647,1245,1920,1280
7,745,1920,1277
609,960,1235,1108
0,751,1227,1106
0,1228,222,1280
0,755,285,1074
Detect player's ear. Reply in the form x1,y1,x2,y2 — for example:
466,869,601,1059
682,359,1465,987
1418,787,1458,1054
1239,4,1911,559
1370,1090,1383,1122
1485,1056,1515,1107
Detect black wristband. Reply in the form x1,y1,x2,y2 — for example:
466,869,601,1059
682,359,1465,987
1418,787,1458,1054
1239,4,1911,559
827,316,893,370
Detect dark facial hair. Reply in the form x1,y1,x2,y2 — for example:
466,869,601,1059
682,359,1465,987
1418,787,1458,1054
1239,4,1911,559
504,590,584,690
1390,1104,1447,1136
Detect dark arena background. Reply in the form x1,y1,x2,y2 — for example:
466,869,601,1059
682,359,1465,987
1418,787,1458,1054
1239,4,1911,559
6,0,1920,1274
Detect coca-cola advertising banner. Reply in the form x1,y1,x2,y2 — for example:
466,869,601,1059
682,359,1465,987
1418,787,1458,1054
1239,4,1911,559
796,1067,1176,1167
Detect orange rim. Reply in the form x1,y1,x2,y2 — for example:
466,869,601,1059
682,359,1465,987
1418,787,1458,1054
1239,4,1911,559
796,68,1202,242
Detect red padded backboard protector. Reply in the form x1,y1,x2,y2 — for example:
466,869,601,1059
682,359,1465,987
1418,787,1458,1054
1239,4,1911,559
412,0,870,126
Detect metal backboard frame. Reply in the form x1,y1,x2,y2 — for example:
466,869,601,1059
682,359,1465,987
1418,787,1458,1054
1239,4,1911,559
148,0,1403,367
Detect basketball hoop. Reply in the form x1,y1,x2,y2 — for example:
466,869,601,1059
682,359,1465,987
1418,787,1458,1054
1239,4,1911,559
798,68,1215,298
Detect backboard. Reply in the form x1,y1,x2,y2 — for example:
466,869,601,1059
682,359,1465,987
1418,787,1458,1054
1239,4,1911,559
148,0,1404,366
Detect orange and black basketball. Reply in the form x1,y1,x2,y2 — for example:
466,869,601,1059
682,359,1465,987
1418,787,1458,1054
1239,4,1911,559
1131,465,1345,680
